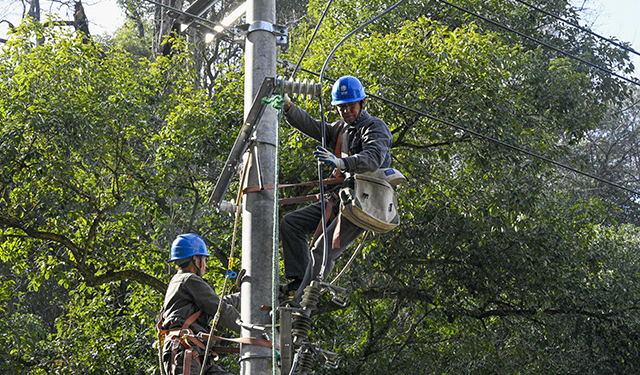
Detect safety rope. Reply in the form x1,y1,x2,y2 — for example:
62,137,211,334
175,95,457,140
261,84,285,375
330,231,369,285
199,154,250,375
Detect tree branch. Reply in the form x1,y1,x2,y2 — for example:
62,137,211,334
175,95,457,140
90,269,166,293
0,215,166,293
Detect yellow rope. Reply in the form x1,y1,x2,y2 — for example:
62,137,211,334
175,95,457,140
200,155,250,375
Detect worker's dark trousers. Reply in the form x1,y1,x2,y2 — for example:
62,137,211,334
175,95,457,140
280,199,364,306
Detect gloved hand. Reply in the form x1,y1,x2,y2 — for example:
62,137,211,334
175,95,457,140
283,93,292,111
313,146,345,169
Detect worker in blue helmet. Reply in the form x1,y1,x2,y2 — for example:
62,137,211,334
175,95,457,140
280,76,393,307
157,234,241,375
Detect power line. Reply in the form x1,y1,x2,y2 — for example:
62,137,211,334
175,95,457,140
298,67,640,197
290,0,335,81
434,0,640,87
512,0,640,58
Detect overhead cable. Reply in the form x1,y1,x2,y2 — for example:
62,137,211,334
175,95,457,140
434,0,640,87
144,0,231,33
298,67,640,197
290,0,335,81
512,0,640,58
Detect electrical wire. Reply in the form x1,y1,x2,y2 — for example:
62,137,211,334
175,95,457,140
290,0,335,82
144,0,232,33
298,67,640,197
512,0,640,58
378,98,640,197
434,0,640,87
316,0,407,281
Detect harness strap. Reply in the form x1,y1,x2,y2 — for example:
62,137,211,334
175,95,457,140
334,130,344,178
198,333,274,349
156,310,210,375
183,310,202,329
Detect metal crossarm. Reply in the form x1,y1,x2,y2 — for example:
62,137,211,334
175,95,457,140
208,76,277,209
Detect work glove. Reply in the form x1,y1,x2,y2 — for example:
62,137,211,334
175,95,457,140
313,146,345,170
283,93,292,111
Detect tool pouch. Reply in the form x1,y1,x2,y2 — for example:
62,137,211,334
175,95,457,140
339,168,406,232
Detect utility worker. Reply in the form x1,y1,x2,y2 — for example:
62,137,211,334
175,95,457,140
158,233,241,375
280,76,393,306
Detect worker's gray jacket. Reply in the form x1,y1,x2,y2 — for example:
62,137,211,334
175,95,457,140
284,105,392,173
161,270,240,335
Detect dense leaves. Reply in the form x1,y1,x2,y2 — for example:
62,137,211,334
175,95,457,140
2,0,640,373
0,21,243,373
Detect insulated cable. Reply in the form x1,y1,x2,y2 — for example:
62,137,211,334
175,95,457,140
290,0,335,82
316,0,407,281
298,67,640,197
374,94,640,197
434,0,640,87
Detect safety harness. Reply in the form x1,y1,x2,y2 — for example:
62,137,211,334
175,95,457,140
157,310,208,375
156,309,274,375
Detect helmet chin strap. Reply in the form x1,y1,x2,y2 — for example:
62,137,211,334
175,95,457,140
351,101,365,124
192,256,203,277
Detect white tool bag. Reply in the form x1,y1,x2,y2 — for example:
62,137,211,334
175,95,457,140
339,168,407,233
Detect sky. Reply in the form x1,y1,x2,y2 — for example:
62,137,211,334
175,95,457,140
0,0,639,76
573,0,640,75
0,0,125,37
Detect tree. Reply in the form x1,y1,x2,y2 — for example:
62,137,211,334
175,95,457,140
3,0,640,373
0,21,243,373
560,88,640,225
276,0,640,373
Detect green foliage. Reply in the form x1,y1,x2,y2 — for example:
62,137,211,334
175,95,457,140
2,0,640,373
0,19,243,373
278,0,640,374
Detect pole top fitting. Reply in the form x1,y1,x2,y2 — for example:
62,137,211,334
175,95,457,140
235,21,288,47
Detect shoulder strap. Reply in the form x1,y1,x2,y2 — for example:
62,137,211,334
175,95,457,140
335,125,350,158
182,310,202,330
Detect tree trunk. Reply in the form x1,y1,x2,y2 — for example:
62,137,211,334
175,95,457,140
27,0,40,21
153,0,184,57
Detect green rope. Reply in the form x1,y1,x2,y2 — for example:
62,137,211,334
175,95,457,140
262,94,285,110
265,88,284,375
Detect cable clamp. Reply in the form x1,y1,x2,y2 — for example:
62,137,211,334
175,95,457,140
234,21,288,46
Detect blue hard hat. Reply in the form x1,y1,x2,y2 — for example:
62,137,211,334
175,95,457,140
331,76,366,105
170,234,211,261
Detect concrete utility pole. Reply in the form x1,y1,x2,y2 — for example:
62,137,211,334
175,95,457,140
240,0,276,373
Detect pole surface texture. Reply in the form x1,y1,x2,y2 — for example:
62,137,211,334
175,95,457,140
240,0,276,373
